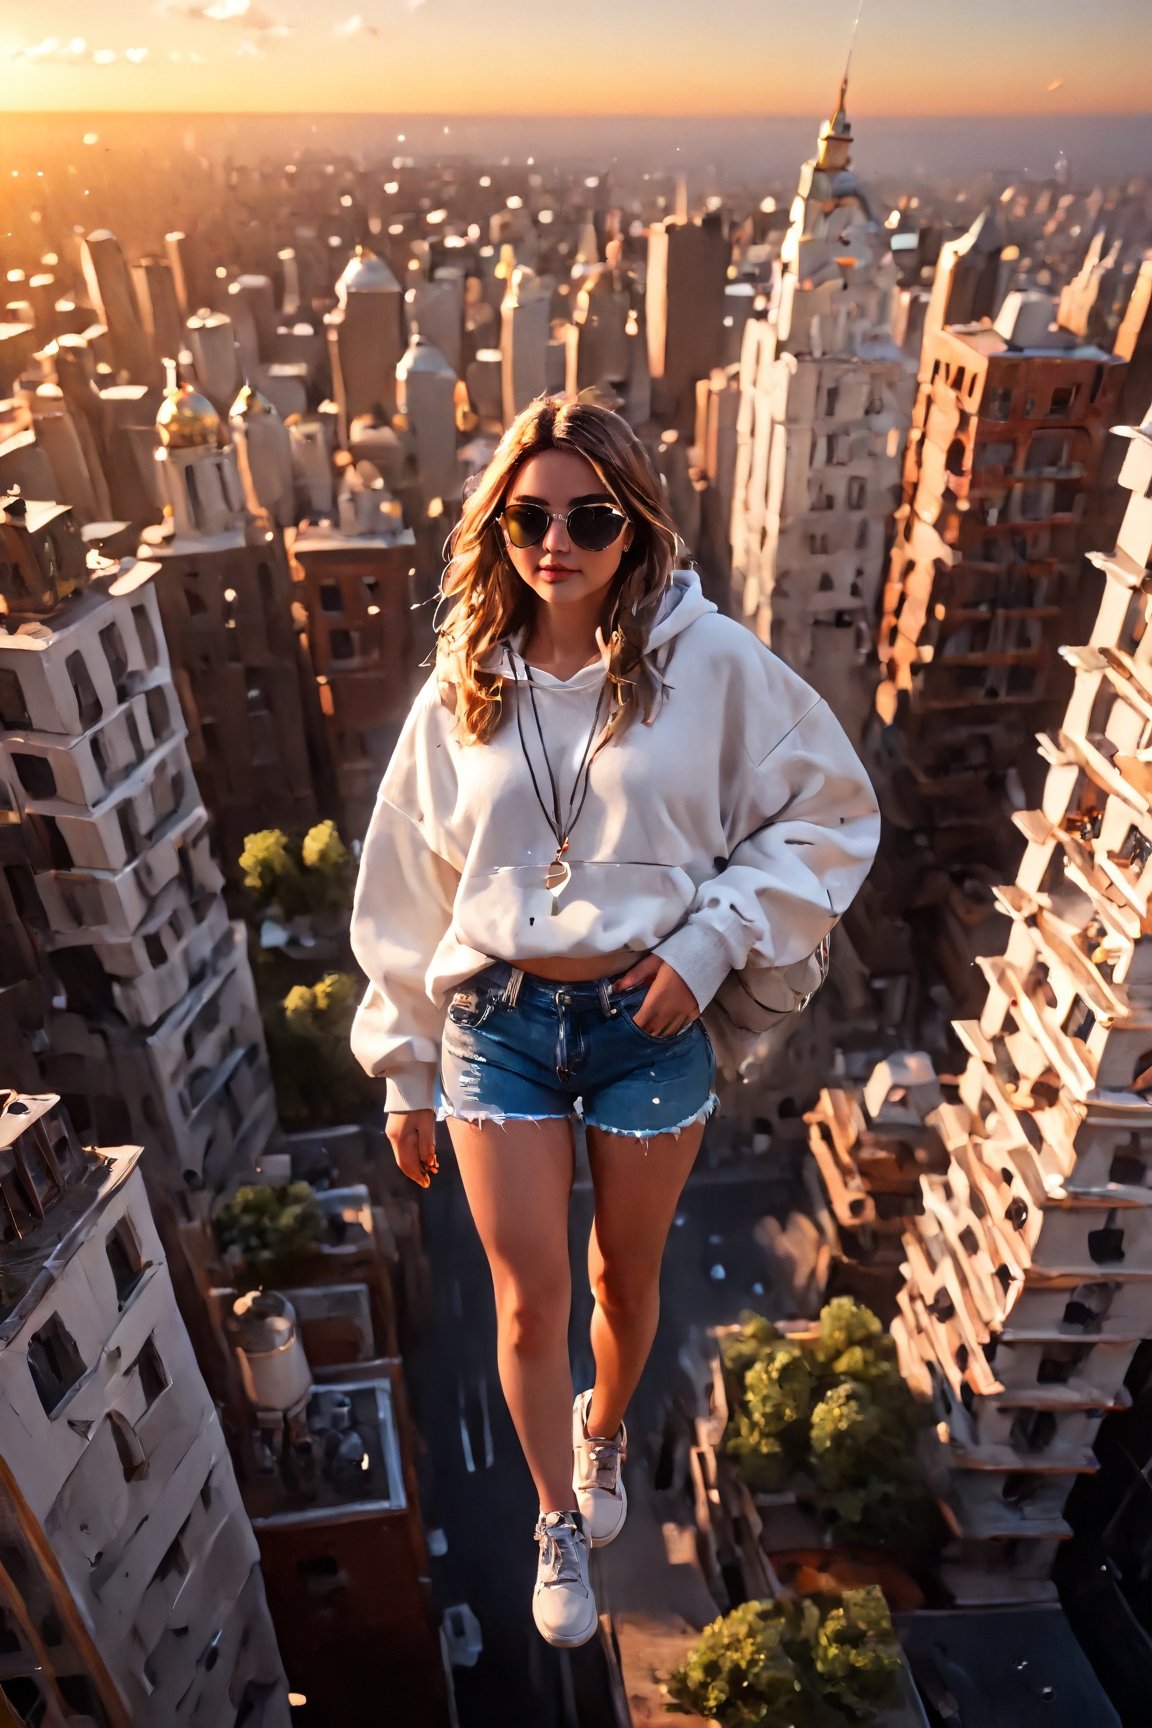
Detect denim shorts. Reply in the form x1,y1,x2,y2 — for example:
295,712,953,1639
435,960,718,1140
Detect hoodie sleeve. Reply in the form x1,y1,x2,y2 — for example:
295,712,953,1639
652,665,880,1014
349,678,460,1113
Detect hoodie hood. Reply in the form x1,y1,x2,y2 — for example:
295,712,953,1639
645,566,717,649
475,566,717,686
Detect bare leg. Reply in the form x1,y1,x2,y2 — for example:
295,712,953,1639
447,1114,576,1511
584,1123,705,1438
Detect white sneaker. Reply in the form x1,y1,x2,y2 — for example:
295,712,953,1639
572,1390,628,1549
532,1511,597,1648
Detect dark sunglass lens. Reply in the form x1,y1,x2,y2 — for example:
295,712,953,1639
503,504,549,548
569,505,625,550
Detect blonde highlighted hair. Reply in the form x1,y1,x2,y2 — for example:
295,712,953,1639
435,397,683,743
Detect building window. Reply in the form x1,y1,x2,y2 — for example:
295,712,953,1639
847,477,867,509
0,669,31,728
108,1411,148,1483
1037,1343,1090,1384
10,755,56,800
64,652,101,728
132,604,159,670
134,1336,168,1408
1061,1282,1117,1331
1049,384,1077,416
0,1676,47,1725
106,1217,147,1305
1088,1212,1126,1265
1108,1135,1147,1187
1008,1409,1056,1453
27,1315,85,1415
319,583,343,614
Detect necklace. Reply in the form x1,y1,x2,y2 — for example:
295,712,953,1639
507,648,609,915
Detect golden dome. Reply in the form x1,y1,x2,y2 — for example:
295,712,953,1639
156,381,221,450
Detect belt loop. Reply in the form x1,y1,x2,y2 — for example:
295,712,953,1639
503,966,525,1009
598,977,618,1018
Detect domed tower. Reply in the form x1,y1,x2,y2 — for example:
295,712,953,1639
229,380,295,527
153,365,246,539
140,362,318,870
326,245,405,440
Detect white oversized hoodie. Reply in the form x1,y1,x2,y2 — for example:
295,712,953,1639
349,570,880,1111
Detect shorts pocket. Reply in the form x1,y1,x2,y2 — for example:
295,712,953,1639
617,989,695,1044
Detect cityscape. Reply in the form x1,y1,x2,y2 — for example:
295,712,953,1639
1,11,1152,1723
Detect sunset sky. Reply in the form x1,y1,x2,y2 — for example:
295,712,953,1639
0,0,1149,116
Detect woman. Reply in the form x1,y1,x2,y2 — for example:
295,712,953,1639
349,397,879,1648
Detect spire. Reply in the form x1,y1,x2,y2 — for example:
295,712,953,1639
818,1,862,170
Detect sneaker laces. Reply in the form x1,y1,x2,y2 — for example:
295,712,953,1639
534,1514,586,1588
576,1413,626,1495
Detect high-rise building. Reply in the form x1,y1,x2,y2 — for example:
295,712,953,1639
326,247,406,441
891,396,1152,1605
729,81,914,741
646,211,728,433
876,294,1127,877
0,1090,290,1727
289,487,419,840
138,372,319,871
0,511,277,1319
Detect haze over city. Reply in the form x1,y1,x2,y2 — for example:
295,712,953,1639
2,0,1150,115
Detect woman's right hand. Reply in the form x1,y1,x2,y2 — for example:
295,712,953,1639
386,1109,439,1188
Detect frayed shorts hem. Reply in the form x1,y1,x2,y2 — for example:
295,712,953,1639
436,1091,719,1140
583,1091,719,1140
434,1103,570,1128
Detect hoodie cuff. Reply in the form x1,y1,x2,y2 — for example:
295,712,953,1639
653,922,733,1014
384,1064,437,1114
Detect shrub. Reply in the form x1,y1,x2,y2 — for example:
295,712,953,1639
721,1299,935,1554
666,1587,901,1727
239,821,354,918
265,970,374,1130
215,1180,325,1286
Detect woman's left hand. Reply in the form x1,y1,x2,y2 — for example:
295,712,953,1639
611,955,701,1037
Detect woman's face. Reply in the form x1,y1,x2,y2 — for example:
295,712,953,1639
499,448,634,618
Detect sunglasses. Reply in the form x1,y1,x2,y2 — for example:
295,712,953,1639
499,501,629,553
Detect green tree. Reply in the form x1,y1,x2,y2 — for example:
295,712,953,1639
811,1588,902,1721
725,1340,815,1493
215,1180,325,1287
666,1600,811,1728
666,1590,901,1728
267,971,374,1129
240,828,300,903
239,821,354,919
721,1300,936,1556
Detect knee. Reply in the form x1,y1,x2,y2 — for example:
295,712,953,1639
497,1284,568,1355
591,1259,658,1319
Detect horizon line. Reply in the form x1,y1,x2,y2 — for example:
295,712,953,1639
5,106,1150,121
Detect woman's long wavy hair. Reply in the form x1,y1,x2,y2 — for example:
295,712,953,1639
436,397,683,743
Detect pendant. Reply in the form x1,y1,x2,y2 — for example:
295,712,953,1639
545,857,572,915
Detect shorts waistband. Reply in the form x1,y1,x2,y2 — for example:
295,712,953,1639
476,958,635,1009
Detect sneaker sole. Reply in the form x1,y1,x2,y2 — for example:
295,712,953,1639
533,1598,599,1648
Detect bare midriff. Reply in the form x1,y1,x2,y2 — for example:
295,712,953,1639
511,948,645,982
